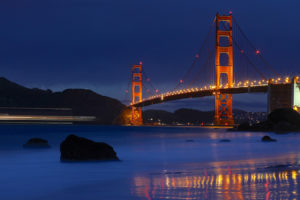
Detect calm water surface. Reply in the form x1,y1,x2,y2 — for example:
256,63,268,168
0,125,299,200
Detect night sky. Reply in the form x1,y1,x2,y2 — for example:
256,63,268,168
0,0,299,111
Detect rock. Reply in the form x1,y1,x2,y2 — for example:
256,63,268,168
273,121,296,134
261,135,277,142
232,108,300,133
226,127,236,131
237,122,251,130
23,138,50,148
269,108,300,133
60,134,119,161
268,108,300,126
265,164,291,169
185,139,195,142
219,139,231,142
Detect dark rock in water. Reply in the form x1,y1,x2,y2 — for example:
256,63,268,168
237,122,251,130
60,134,119,161
269,108,300,133
226,127,235,131
269,108,300,126
232,108,300,133
185,139,195,142
23,138,50,148
273,121,296,134
265,164,291,169
261,135,277,142
219,139,231,143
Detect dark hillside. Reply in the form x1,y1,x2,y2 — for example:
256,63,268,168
0,77,125,124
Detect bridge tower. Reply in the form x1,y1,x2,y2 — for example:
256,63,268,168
131,63,143,125
214,14,234,125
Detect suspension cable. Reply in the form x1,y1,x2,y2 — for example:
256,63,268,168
233,38,266,79
219,20,266,80
188,47,215,87
142,69,158,94
232,17,279,77
173,16,216,90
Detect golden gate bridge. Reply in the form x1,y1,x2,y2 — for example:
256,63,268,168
126,13,300,126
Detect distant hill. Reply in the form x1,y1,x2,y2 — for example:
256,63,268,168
235,108,300,133
143,109,214,125
143,108,267,125
0,77,125,124
0,77,267,125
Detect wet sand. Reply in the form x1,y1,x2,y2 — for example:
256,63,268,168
0,125,299,199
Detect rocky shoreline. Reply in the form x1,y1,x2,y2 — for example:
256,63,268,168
229,108,300,134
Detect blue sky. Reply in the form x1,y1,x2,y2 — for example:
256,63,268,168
0,0,299,111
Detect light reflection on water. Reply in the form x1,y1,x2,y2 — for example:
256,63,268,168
2,125,300,200
133,163,299,200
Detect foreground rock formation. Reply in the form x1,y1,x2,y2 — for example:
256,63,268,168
23,138,50,148
234,108,300,133
60,135,119,161
261,135,277,142
219,139,231,143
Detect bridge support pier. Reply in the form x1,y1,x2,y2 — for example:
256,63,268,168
214,93,234,125
268,77,300,113
131,106,143,125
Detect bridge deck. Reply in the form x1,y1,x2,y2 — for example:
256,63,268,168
131,85,268,107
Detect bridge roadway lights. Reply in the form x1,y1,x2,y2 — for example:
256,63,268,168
268,76,300,114
128,13,299,125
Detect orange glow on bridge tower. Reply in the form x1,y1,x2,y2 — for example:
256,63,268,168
215,14,234,125
131,63,143,125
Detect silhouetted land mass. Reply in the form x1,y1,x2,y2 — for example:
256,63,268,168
143,109,213,125
0,77,125,124
0,77,269,125
234,108,300,133
143,108,266,125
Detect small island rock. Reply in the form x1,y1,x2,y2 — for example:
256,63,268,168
219,139,231,143
23,138,50,148
185,139,195,142
60,134,119,161
261,135,277,142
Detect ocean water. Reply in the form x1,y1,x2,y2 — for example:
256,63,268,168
0,125,300,200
